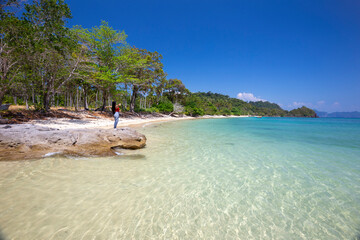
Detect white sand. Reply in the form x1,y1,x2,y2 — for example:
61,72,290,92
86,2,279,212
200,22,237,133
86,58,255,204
28,114,250,130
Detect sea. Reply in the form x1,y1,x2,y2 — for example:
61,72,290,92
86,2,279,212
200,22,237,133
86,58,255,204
0,117,359,239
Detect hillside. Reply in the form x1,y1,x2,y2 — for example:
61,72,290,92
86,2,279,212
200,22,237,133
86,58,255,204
181,92,317,117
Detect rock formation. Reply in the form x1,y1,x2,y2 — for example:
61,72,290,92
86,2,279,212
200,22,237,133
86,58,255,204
0,124,146,161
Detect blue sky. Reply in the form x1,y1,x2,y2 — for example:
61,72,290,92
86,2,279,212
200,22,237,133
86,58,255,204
66,0,360,112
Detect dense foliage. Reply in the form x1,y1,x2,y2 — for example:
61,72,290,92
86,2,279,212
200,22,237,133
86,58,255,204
0,0,316,118
179,92,316,117
289,106,317,117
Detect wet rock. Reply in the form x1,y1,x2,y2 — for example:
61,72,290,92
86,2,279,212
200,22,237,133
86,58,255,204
0,125,146,161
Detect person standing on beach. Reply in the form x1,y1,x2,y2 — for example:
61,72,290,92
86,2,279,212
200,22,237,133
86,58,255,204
114,104,121,128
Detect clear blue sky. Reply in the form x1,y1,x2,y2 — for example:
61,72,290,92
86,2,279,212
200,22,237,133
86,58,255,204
66,0,360,112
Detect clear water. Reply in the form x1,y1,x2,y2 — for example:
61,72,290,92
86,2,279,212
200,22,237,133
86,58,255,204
0,117,360,239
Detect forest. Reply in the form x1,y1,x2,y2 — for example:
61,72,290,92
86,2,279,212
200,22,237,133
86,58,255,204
0,0,316,118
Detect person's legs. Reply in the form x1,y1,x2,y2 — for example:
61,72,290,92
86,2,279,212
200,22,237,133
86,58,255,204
114,112,119,128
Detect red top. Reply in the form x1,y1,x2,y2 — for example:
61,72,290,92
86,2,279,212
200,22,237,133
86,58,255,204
115,107,120,112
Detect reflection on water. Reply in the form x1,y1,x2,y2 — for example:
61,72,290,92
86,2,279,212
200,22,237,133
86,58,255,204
0,118,360,239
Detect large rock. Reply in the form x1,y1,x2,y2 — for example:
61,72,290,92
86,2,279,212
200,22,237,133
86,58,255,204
0,124,146,161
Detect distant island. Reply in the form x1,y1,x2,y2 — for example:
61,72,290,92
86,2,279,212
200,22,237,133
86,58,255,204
315,111,360,118
177,92,317,117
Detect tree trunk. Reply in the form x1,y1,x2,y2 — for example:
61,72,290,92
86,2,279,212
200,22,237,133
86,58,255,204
25,96,29,110
32,89,35,104
75,88,79,111
79,88,82,108
51,95,55,108
14,96,17,105
95,91,98,108
101,94,107,111
123,99,127,110
65,92,67,107
43,91,50,111
83,88,89,110
0,90,5,106
130,86,138,112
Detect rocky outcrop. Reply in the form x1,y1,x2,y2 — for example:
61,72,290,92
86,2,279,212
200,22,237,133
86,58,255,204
0,124,146,161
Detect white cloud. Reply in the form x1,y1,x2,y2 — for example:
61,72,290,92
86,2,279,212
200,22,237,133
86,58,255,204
284,101,312,110
291,101,307,107
290,100,325,109
236,92,265,102
284,100,344,112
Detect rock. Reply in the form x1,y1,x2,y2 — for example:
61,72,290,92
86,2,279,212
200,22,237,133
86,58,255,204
0,125,146,161
0,104,10,111
0,119,9,124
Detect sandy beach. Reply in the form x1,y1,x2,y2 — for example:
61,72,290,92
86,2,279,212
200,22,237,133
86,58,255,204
25,112,250,130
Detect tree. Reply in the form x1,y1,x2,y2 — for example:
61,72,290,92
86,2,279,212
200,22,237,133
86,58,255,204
119,47,165,112
0,0,24,18
23,0,82,111
0,15,30,106
164,78,188,103
72,21,128,110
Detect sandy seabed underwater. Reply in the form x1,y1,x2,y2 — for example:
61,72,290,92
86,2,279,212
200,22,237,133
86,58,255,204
0,117,359,239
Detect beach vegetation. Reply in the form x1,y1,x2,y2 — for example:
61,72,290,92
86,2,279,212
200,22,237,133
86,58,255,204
185,106,205,117
154,98,173,113
144,107,159,113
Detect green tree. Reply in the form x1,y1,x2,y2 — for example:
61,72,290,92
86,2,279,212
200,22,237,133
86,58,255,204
119,47,165,112
23,0,82,111
0,14,30,106
73,21,127,110
164,78,188,103
0,0,22,18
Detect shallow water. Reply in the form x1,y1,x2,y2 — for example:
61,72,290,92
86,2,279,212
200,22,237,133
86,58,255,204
0,117,360,239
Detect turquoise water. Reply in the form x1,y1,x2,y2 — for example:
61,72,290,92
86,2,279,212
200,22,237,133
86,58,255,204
0,117,359,239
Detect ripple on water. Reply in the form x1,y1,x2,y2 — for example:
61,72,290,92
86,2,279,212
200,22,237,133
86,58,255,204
0,118,359,239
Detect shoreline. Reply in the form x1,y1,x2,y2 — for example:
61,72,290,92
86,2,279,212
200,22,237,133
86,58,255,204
0,113,250,161
23,113,251,130
126,114,251,129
